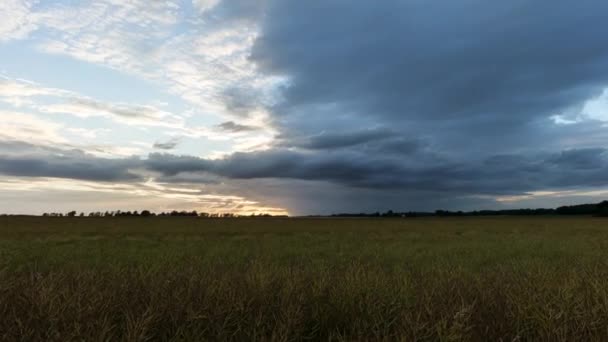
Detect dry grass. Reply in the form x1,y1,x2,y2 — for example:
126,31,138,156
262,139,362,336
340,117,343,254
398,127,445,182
1,216,608,341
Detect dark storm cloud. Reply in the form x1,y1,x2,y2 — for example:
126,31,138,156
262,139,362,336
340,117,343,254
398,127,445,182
2,144,608,212
547,148,608,170
280,128,392,150
244,0,608,174
251,0,608,127
144,150,417,186
144,148,608,195
275,128,428,157
242,0,608,207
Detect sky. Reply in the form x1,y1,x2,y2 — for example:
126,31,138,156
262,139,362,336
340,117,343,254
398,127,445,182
1,0,608,215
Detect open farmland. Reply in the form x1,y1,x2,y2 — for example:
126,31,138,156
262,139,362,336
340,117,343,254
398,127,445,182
1,216,608,341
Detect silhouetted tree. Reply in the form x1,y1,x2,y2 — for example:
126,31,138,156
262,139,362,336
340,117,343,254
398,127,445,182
598,201,608,217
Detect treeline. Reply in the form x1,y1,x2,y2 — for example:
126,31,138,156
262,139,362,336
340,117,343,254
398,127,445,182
14,200,608,218
330,201,608,218
41,210,286,218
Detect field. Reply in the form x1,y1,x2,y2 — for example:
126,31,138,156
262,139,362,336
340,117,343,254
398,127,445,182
1,216,608,341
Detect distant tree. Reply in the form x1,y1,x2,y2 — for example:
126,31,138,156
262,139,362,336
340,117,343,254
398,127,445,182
67,211,77,217
435,210,452,217
383,210,395,217
557,203,598,215
141,210,151,217
598,201,608,217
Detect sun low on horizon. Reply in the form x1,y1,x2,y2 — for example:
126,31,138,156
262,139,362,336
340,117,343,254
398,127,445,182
2,0,608,216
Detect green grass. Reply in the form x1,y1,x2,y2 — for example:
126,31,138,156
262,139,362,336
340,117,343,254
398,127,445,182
1,216,608,341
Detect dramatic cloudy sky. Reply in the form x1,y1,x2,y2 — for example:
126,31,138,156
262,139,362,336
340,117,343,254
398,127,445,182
2,0,608,215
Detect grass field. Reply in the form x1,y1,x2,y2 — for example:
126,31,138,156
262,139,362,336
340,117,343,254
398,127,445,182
1,216,608,341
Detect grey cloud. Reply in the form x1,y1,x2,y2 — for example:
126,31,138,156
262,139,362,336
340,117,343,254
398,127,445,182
157,172,222,185
0,139,141,182
145,153,212,176
2,145,608,212
241,0,608,210
547,148,608,170
0,154,141,182
66,98,166,121
371,137,427,155
0,140,68,156
219,84,276,119
202,177,499,215
281,128,392,150
6,1,608,213
145,148,608,195
147,150,396,184
216,121,258,133
252,1,608,125
153,137,180,150
4,143,605,196
204,0,266,24
246,0,608,166
278,128,427,156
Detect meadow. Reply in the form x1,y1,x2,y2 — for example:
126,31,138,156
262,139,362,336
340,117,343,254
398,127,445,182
1,216,608,341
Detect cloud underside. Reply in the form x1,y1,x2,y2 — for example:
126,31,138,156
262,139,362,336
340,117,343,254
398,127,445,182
2,141,608,196
2,0,608,213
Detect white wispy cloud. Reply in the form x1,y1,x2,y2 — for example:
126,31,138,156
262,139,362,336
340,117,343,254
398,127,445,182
0,0,38,41
0,75,275,159
0,109,147,158
40,98,186,128
35,0,179,75
0,77,157,158
0,76,68,107
0,76,194,133
4,1,281,130
192,0,221,13
65,127,109,140
0,110,68,146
